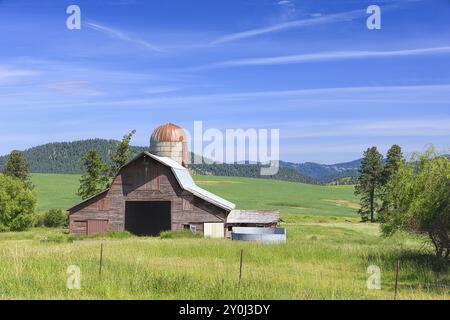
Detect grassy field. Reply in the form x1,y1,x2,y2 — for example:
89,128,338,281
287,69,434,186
0,173,443,299
0,220,448,299
31,173,359,216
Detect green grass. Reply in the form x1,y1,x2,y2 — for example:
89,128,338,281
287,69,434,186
0,218,448,300
31,174,81,212
5,173,444,300
193,175,359,217
31,173,359,217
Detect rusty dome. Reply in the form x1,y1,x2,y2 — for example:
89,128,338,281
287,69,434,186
150,123,187,143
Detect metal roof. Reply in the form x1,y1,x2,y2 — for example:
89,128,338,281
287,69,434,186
144,152,235,211
69,151,235,212
226,210,280,224
150,123,187,143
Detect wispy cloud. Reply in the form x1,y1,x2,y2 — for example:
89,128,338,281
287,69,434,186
281,118,450,139
11,83,450,111
209,9,366,45
86,22,163,52
198,46,450,69
0,66,38,82
143,86,179,94
41,81,105,97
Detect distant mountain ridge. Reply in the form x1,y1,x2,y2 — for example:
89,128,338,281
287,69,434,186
280,159,361,183
0,139,361,184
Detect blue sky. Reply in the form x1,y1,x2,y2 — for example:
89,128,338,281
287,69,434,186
0,0,449,163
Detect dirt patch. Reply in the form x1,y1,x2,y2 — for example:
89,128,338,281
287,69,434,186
322,199,361,210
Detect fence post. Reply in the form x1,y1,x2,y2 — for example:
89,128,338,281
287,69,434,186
99,243,104,277
238,249,244,287
394,260,400,300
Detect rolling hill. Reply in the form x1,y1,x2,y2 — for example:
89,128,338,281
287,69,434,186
0,139,361,184
31,173,359,216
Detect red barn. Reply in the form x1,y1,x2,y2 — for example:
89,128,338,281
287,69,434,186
68,123,235,236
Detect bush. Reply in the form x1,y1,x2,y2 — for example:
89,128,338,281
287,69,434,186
381,148,450,259
160,230,201,239
43,209,68,228
34,212,46,227
0,174,36,231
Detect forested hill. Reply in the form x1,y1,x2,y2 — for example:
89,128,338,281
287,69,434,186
280,159,361,183
189,162,317,184
0,139,316,184
0,139,147,174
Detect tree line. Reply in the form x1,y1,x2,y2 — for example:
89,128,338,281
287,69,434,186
0,131,138,231
356,144,450,259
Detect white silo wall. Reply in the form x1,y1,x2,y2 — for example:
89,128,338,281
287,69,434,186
150,141,184,165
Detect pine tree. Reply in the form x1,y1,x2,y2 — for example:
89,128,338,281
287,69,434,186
380,145,404,213
110,130,136,177
2,150,33,189
382,145,403,185
78,150,109,200
355,147,384,222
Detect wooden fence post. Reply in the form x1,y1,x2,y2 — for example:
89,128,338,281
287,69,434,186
238,249,244,287
99,243,104,277
394,260,400,300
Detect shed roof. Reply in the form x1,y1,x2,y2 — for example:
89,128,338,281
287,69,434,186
68,151,235,212
226,210,280,224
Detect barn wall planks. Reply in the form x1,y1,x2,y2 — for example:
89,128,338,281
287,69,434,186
69,154,228,235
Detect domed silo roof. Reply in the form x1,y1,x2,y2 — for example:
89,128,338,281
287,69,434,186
150,123,189,167
150,123,187,143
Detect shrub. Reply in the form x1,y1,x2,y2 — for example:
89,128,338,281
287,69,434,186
43,209,68,228
34,211,46,227
0,174,36,231
160,230,201,239
380,148,450,259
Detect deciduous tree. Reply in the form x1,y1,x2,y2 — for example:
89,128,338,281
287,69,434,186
0,174,36,231
380,147,450,259
2,150,33,189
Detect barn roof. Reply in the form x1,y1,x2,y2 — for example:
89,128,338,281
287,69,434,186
226,210,280,224
142,152,235,211
68,151,235,212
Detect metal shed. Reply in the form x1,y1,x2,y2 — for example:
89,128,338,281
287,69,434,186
226,210,280,226
225,210,280,237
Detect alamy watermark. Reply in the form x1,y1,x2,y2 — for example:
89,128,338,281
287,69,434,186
66,5,81,30
366,265,381,290
367,5,381,30
66,4,381,31
183,121,280,176
67,265,81,290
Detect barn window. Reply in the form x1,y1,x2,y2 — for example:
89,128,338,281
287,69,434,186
182,198,192,211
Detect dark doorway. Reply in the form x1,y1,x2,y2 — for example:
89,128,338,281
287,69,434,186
125,201,171,236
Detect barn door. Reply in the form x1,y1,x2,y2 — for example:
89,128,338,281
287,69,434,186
72,221,87,236
87,220,109,235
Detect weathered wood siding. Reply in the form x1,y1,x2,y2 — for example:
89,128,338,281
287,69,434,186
69,154,228,235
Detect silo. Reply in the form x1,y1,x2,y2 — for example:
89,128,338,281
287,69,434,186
149,123,189,167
